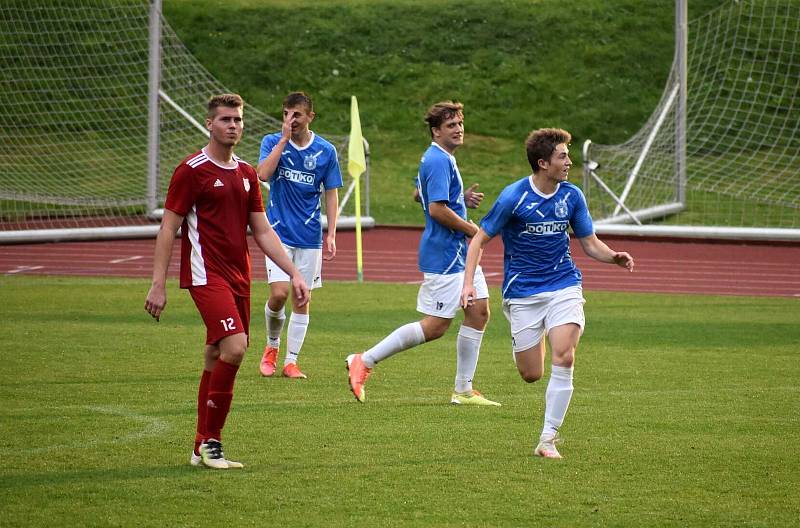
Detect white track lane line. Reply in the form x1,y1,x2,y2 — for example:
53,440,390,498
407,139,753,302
110,255,143,264
6,265,44,274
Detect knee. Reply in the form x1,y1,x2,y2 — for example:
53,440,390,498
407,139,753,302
475,306,490,327
425,325,448,341
219,335,248,365
422,319,450,341
520,370,543,384
225,347,247,365
269,292,289,307
465,303,490,329
269,287,289,307
292,301,310,315
552,348,575,368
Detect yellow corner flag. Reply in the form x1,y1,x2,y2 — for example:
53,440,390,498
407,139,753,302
348,96,366,283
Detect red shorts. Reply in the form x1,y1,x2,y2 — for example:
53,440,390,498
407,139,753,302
189,282,250,345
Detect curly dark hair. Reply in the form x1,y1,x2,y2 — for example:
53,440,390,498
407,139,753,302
525,128,572,173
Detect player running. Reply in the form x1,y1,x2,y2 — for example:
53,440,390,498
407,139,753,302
461,128,634,459
346,101,499,407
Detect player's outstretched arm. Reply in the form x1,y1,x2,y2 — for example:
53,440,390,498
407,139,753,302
461,228,492,308
145,209,184,321
324,188,338,261
249,212,310,306
578,233,634,272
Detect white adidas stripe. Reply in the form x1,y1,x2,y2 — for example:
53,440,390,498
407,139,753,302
187,153,209,168
187,152,205,164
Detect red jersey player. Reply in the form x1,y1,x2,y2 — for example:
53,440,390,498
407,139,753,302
145,93,309,469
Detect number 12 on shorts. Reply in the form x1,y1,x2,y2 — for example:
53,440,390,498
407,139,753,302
220,317,236,331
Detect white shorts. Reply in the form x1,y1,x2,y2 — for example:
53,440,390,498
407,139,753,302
265,244,323,290
416,266,489,319
502,285,585,353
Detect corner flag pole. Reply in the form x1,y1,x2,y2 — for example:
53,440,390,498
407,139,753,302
348,96,367,283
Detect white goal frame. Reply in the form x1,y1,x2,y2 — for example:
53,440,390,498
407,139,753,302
582,0,800,241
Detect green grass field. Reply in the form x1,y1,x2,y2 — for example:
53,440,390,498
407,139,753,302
1,276,798,527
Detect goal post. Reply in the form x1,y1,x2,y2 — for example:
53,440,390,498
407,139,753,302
583,0,800,241
0,0,373,244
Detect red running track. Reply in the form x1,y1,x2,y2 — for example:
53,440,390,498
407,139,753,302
1,227,798,297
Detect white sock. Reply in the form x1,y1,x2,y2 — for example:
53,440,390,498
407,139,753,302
285,312,309,366
265,305,285,348
455,325,484,393
362,322,425,369
542,365,574,439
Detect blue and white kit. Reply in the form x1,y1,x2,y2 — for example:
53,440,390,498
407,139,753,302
259,132,343,249
480,177,594,298
415,142,468,274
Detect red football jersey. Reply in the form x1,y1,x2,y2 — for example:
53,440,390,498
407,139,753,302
164,148,264,295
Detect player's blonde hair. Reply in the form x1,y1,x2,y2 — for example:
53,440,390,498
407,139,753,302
526,128,572,172
424,101,464,138
207,93,244,118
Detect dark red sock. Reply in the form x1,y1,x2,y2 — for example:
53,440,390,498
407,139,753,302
194,369,212,455
205,359,240,441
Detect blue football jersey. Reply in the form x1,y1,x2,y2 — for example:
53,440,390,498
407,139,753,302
259,132,343,249
480,177,594,298
415,143,469,274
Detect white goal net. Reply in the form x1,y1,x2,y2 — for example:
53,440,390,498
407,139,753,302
0,0,367,242
583,0,799,238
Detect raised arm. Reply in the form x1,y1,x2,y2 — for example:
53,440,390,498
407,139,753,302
578,233,634,271
256,114,294,182
249,211,310,306
461,228,493,308
324,188,338,260
144,209,184,321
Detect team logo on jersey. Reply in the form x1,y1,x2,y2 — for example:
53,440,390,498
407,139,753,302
242,178,250,192
303,155,317,170
554,198,569,219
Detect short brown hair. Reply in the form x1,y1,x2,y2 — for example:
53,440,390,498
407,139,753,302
283,91,313,113
207,93,244,118
525,128,572,172
424,101,464,137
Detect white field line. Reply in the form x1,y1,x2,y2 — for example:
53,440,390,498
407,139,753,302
2,405,170,454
